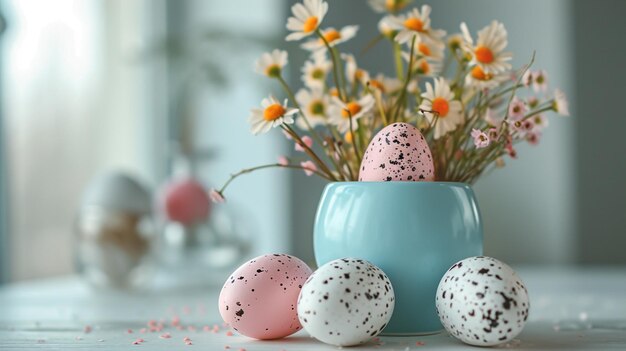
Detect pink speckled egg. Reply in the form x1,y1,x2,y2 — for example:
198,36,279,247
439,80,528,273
218,254,313,340
160,178,210,225
359,123,435,181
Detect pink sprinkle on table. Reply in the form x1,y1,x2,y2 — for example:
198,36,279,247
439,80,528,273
127,329,133,334
225,331,234,336
132,338,144,345
84,325,92,333
416,341,426,346
139,328,147,333
159,332,172,339
185,341,193,346
172,316,181,326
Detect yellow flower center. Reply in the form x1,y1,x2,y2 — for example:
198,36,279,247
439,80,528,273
311,68,325,80
470,66,492,81
475,46,495,64
344,131,354,144
385,0,407,11
341,102,362,119
369,79,385,92
265,64,281,78
534,116,542,124
431,97,450,118
263,103,286,121
418,60,430,74
322,30,341,43
303,16,318,33
418,43,431,56
355,69,365,81
404,17,424,32
309,100,325,115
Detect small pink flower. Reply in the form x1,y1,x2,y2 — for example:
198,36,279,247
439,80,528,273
488,128,499,141
532,70,548,93
300,161,317,176
277,156,289,166
521,70,533,87
521,119,535,132
505,137,517,158
526,131,542,145
471,129,490,149
531,114,549,131
508,96,527,121
295,135,313,152
209,189,225,203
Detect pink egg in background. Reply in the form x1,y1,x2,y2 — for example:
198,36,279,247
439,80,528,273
359,122,435,182
160,178,211,225
219,254,313,340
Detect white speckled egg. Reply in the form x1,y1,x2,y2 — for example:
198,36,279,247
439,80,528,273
297,258,395,346
359,122,434,181
436,256,530,346
219,254,313,340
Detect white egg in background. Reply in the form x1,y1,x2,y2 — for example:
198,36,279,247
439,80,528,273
436,256,530,346
297,258,395,347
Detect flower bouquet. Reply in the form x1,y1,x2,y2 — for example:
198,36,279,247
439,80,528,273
210,0,570,336
210,0,569,202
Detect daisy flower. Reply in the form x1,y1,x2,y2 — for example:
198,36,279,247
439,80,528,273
254,49,288,78
248,96,298,135
368,74,402,95
553,89,570,116
300,160,318,176
286,0,328,41
295,88,330,128
301,26,359,52
402,52,441,77
465,65,508,90
328,94,375,133
378,15,398,39
301,52,332,89
419,78,464,139
460,21,512,74
532,70,548,93
342,53,370,86
447,33,464,51
471,128,490,149
415,38,444,61
508,96,527,121
389,5,446,45
368,0,412,13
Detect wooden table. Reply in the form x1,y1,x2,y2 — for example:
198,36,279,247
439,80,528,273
1,267,625,350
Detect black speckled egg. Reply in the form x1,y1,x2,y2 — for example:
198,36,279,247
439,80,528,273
436,256,530,346
297,258,395,346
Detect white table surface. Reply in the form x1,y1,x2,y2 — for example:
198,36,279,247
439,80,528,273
1,267,626,350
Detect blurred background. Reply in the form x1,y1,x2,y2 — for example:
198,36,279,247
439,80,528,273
0,0,624,285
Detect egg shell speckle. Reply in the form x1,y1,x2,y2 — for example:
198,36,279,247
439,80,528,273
436,256,530,346
219,254,313,340
297,258,395,346
359,122,434,182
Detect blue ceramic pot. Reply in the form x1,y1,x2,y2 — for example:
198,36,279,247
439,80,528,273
313,182,483,335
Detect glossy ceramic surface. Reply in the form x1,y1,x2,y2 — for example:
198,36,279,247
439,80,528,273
313,182,483,335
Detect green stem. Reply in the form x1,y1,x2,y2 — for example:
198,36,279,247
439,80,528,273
391,35,416,122
393,42,404,80
218,163,332,195
317,29,346,102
